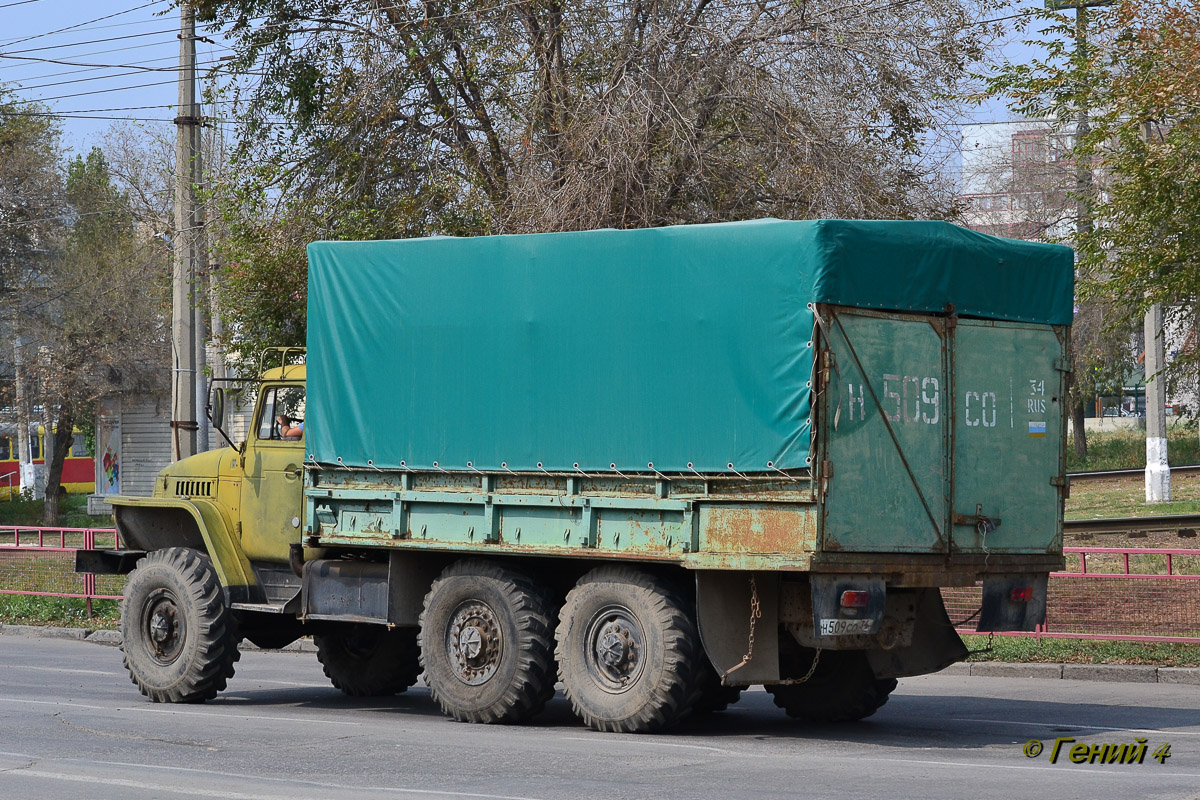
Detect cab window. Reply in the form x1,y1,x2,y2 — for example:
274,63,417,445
256,386,306,441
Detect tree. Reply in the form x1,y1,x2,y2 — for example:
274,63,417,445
0,86,66,497
198,0,1007,357
29,147,171,522
958,118,1139,457
979,0,1200,385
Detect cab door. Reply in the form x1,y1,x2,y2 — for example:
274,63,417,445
240,384,306,563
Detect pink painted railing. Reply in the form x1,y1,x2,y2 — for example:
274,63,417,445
0,527,123,615
944,546,1200,644
2,531,1199,640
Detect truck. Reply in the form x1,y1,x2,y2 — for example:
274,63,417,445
78,219,1074,733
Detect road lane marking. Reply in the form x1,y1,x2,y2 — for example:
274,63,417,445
949,717,1200,737
856,755,1200,778
227,678,330,688
2,761,548,800
0,697,361,726
9,666,121,676
562,736,737,754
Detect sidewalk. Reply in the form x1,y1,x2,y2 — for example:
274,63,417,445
3,622,1197,683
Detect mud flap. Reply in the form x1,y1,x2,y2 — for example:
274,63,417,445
866,588,968,679
978,573,1048,632
695,571,781,684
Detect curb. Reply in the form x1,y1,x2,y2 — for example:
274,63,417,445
1,624,1195,683
938,660,1200,685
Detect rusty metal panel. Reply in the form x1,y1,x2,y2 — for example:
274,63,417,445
819,309,950,552
698,504,817,554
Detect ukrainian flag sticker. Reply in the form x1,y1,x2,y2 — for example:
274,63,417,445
1028,421,1047,438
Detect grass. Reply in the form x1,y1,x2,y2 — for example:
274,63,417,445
1067,473,1200,520
961,634,1200,667
1068,426,1200,472
0,493,105,530
0,595,118,629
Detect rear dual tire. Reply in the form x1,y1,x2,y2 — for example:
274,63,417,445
556,567,701,733
766,649,897,722
419,560,557,724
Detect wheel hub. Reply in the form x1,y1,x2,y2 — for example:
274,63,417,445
149,607,175,643
142,589,185,665
447,601,502,686
585,605,645,692
597,623,636,668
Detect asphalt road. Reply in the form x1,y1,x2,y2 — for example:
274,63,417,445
1,635,1198,800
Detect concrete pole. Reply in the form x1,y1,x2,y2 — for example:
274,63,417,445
39,345,53,497
171,2,199,460
11,331,36,497
193,115,209,453
1144,301,1171,501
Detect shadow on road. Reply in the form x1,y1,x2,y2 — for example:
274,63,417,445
208,682,1197,748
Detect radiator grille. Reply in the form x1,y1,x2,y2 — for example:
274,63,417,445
174,479,214,498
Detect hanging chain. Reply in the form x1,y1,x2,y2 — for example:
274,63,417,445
788,646,823,686
722,576,762,680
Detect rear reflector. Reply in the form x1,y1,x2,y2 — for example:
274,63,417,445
1010,586,1034,603
840,590,870,608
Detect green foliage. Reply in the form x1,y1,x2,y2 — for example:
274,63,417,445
0,493,97,528
0,595,118,628
0,85,62,293
977,1,1200,383
962,634,1200,667
1067,427,1200,472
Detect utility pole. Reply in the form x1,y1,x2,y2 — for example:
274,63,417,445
171,2,200,460
1143,118,1170,502
11,332,37,498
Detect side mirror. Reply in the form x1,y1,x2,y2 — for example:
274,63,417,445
209,387,226,430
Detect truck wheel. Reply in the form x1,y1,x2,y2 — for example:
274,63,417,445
689,659,744,716
766,650,897,723
419,560,557,724
556,566,700,733
314,626,422,697
120,547,240,703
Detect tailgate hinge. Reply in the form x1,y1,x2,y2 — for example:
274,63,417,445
1050,475,1070,499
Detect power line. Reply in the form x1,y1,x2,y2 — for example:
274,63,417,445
0,35,228,72
0,27,180,57
16,76,179,103
14,57,236,92
0,0,50,9
0,51,179,77
1,109,175,121
0,0,167,49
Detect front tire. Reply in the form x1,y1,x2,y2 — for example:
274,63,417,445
556,567,700,733
419,560,557,724
119,547,240,703
314,625,422,697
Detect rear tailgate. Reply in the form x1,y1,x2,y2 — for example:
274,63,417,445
818,307,1066,556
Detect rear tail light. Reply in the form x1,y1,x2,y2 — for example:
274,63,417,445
1010,586,1034,603
840,590,870,608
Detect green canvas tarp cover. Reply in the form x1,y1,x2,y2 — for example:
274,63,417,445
305,219,1073,473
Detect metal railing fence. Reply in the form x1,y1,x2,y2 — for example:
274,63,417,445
3,529,1199,641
